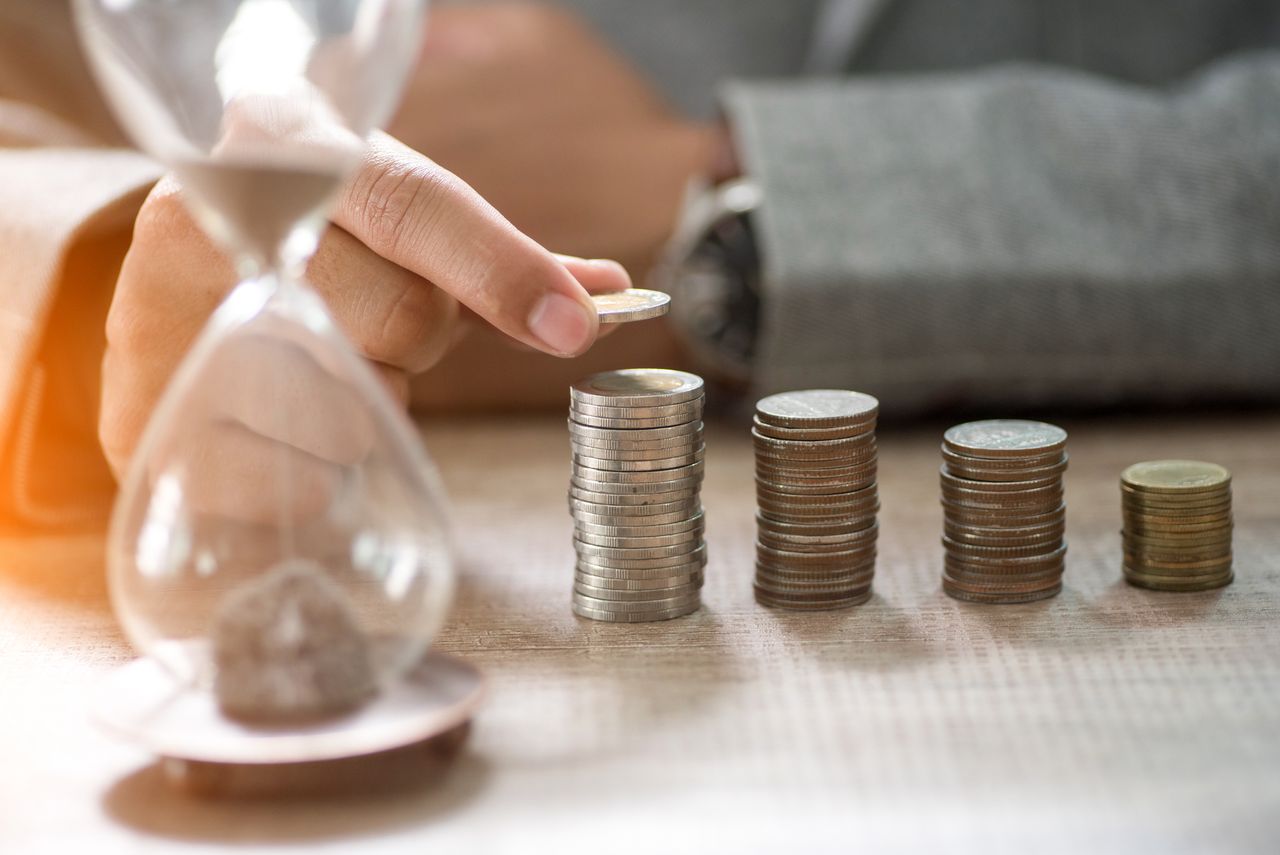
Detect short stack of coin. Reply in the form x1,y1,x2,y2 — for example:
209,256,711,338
567,369,706,622
940,420,1068,604
752,390,881,610
1121,460,1233,591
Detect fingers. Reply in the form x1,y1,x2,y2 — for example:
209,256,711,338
201,332,376,467
307,225,459,373
334,132,630,357
156,419,343,524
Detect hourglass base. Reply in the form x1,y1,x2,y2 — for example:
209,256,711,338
94,652,484,768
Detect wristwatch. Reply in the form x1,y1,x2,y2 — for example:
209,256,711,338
651,176,763,388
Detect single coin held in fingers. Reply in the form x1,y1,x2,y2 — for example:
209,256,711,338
592,288,671,324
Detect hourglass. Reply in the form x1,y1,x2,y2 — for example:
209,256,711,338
74,0,481,766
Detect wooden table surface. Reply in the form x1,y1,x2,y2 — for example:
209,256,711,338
2,412,1279,854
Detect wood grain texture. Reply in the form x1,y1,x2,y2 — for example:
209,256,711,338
2,413,1278,854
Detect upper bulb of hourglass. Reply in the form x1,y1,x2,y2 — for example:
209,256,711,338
73,0,450,722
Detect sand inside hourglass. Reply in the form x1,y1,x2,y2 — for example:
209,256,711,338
173,159,343,266
159,157,412,723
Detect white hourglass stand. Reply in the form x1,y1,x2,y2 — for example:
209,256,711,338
74,0,481,765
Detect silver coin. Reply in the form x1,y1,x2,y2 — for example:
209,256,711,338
575,539,704,561
591,288,672,324
755,389,880,427
755,559,878,579
756,478,875,497
756,453,879,471
569,502,701,522
572,447,704,467
576,463,706,483
576,544,707,571
939,467,1062,493
573,430,706,450
570,419,706,445
756,488,879,509
571,505,702,527
941,500,1066,526
942,536,1065,560
753,464,878,485
571,590,701,612
568,487,698,506
757,506,879,525
756,542,877,565
575,569,704,590
755,562,877,582
575,527,703,549
941,444,1067,471
752,427,877,450
570,480,702,500
752,436,878,462
753,587,872,610
571,599,700,622
576,557,706,578
942,583,1062,605
571,441,704,460
943,458,1070,483
576,453,706,473
570,400,704,420
571,412,699,430
945,543,1068,569
573,560,708,581
943,420,1067,459
574,512,704,538
757,527,880,547
753,574,874,595
574,580,702,602
570,460,704,484
752,417,873,442
944,527,1064,550
571,368,704,407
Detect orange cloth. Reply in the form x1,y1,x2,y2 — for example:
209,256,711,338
0,2,160,527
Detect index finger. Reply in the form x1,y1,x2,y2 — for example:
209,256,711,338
333,132,630,357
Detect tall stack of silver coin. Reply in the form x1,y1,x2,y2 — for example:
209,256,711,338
752,390,881,610
940,419,1068,604
567,369,707,622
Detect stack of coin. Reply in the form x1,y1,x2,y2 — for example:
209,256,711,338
1120,460,1233,591
940,420,1068,604
567,369,706,622
752,390,880,610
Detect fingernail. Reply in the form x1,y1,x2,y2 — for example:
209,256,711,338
528,292,595,356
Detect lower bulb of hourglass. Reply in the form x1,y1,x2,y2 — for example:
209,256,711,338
108,273,454,723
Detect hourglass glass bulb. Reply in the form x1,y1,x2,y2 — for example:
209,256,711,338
74,0,452,723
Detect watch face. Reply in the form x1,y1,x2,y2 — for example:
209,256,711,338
671,210,760,386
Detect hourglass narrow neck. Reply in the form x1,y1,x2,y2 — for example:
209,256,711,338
171,159,341,282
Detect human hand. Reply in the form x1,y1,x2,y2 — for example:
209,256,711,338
389,2,719,275
100,132,629,515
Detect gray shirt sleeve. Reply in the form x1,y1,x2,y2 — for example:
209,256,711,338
722,53,1280,414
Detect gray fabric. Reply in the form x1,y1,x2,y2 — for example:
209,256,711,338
727,57,1280,411
563,0,1280,413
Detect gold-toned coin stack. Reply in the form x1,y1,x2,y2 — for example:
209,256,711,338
567,369,706,622
752,390,881,610
940,420,1069,604
1121,460,1233,591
